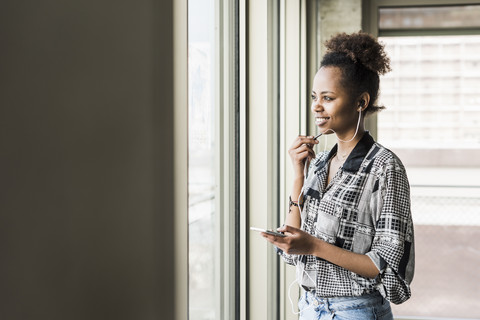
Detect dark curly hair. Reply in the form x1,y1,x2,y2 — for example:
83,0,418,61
320,31,391,114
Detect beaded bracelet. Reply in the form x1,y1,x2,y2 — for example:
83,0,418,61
288,196,303,213
289,196,299,207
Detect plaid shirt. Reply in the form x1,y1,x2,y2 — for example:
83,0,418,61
279,132,415,304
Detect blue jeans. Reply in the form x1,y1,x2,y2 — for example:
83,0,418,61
298,290,393,320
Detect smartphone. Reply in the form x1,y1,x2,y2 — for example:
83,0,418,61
250,227,287,237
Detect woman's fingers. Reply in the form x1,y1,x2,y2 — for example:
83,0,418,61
290,135,319,150
263,225,313,255
289,145,316,163
289,135,318,177
279,224,299,234
290,142,314,154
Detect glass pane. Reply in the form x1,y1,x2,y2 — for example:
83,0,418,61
379,5,480,30
379,35,480,150
188,0,216,319
378,35,480,319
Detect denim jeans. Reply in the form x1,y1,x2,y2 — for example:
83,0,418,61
298,290,393,320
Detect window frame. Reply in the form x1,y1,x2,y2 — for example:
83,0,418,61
173,1,189,319
363,0,480,37
242,0,282,318
214,0,239,319
242,0,317,319
186,0,239,319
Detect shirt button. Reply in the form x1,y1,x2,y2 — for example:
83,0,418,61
313,300,319,306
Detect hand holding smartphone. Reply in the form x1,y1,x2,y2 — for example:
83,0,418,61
250,227,286,237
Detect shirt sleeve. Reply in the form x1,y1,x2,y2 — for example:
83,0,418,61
275,246,299,266
366,157,415,305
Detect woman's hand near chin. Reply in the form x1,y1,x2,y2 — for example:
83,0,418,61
288,135,318,180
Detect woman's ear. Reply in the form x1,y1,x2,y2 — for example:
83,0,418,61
357,92,370,112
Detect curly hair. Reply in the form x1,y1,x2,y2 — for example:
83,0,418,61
320,31,391,114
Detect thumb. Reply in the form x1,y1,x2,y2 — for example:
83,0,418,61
278,224,299,233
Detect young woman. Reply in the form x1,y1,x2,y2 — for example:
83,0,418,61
262,32,415,319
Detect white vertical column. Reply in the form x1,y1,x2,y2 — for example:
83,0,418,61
173,0,189,319
246,0,277,319
281,1,303,319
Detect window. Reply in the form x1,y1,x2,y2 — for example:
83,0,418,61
188,0,216,318
374,3,480,319
188,0,237,319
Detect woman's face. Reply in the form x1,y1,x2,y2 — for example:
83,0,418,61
311,66,361,137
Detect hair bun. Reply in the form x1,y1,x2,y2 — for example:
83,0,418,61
325,31,391,75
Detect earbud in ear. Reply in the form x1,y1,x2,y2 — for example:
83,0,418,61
358,99,365,112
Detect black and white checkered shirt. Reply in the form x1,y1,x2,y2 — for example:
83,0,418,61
279,132,415,305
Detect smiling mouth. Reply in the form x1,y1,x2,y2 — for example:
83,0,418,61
315,117,330,125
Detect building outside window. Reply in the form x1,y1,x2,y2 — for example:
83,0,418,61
377,4,480,319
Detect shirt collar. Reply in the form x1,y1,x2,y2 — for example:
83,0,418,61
317,131,375,173
342,131,375,172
